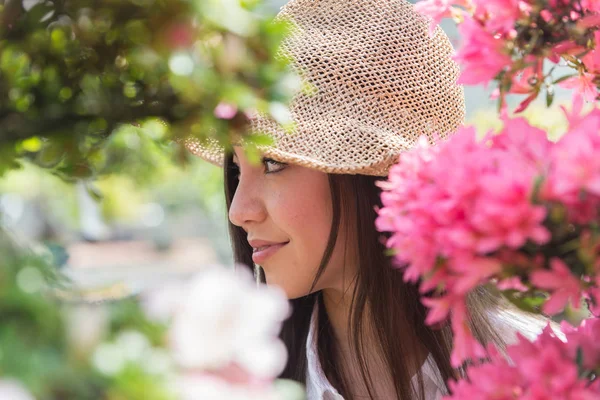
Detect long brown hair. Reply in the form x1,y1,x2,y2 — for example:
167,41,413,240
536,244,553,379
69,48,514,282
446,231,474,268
224,154,510,399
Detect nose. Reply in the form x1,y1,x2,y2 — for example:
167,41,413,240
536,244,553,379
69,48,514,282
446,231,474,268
228,175,267,230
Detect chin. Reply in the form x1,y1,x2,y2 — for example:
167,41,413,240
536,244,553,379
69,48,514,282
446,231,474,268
264,273,313,300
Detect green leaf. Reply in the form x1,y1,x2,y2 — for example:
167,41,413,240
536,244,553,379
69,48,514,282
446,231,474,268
384,248,397,257
546,86,555,107
37,142,65,168
553,74,577,85
85,182,104,202
576,347,584,372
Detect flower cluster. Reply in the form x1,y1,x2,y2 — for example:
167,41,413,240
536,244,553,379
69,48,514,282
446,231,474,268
415,0,600,111
376,106,600,367
142,266,292,399
444,319,600,399
0,380,35,400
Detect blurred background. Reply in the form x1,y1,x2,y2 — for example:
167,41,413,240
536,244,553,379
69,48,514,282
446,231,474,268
1,0,572,297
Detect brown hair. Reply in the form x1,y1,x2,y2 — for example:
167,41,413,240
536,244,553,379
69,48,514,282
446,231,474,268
224,155,511,399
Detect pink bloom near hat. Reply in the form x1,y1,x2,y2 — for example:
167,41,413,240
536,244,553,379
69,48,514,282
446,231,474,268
185,0,465,176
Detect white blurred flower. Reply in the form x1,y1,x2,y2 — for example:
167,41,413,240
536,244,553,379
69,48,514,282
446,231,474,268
176,373,283,400
92,342,127,376
115,330,151,362
144,265,290,380
141,280,186,323
0,379,35,400
170,266,290,379
65,304,108,356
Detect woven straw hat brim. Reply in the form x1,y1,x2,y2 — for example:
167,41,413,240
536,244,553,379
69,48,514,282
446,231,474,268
185,0,465,177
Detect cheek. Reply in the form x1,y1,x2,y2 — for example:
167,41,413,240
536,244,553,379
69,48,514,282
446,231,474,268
288,193,331,252
265,174,333,297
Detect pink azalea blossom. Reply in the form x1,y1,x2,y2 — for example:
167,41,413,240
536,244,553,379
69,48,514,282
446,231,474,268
471,0,526,34
582,31,600,73
166,23,195,49
414,0,473,34
530,258,584,315
449,301,487,367
454,16,513,85
444,323,600,399
577,13,600,28
377,119,553,366
562,318,600,370
587,282,600,316
559,72,599,103
543,106,600,222
414,0,455,35
582,0,600,14
214,102,238,119
552,40,588,57
496,276,528,291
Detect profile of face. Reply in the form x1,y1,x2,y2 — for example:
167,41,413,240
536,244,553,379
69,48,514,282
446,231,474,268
228,148,355,299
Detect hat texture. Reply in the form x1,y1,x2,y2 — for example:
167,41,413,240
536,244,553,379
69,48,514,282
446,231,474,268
185,0,465,176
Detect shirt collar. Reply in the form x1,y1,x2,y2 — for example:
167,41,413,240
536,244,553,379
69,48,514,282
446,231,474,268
304,301,447,400
305,300,344,400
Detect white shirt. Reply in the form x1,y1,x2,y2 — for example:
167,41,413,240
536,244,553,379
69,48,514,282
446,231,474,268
305,303,447,400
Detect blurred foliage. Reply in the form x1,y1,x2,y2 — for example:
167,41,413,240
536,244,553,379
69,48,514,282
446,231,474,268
0,153,224,229
0,0,296,397
0,227,173,399
0,0,298,181
467,98,574,141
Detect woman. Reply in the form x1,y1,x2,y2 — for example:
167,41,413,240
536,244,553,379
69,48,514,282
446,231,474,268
186,0,546,398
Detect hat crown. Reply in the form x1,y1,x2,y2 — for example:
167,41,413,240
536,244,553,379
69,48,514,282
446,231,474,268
188,0,465,176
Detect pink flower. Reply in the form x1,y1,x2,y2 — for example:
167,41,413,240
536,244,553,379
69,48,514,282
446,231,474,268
563,318,600,370
377,119,554,366
508,330,580,396
214,102,238,119
578,13,600,28
587,284,600,316
552,40,588,58
449,301,487,367
491,115,553,168
454,16,513,85
496,276,528,291
582,31,600,73
422,296,455,326
559,72,598,103
414,0,473,35
165,22,195,49
530,258,584,315
472,0,525,34
544,106,600,210
582,0,600,14
444,323,600,399
448,256,502,293
414,0,454,35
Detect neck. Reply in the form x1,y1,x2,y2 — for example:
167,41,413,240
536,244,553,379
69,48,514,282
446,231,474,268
321,287,354,350
320,286,429,399
321,286,393,398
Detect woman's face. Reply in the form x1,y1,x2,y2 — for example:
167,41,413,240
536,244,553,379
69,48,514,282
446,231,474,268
228,148,353,299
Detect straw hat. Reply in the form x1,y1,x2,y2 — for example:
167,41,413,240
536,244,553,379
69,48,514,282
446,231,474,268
185,0,465,176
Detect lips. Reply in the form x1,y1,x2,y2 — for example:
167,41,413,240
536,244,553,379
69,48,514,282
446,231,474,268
249,239,289,265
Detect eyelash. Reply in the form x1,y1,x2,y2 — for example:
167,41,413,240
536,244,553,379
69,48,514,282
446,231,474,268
230,157,287,178
263,158,286,174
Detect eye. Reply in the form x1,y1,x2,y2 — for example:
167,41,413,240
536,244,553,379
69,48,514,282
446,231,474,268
263,158,287,174
229,162,240,180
